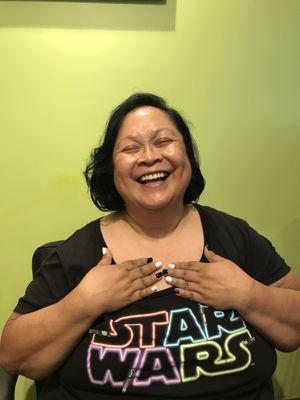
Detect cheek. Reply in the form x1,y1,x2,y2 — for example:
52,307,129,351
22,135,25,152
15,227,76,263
113,155,135,185
166,145,191,172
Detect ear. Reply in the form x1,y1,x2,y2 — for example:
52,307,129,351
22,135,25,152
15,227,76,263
98,247,113,266
204,245,224,263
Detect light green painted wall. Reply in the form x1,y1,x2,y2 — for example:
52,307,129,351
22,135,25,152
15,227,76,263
0,1,299,399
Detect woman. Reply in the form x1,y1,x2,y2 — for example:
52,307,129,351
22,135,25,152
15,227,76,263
0,93,299,400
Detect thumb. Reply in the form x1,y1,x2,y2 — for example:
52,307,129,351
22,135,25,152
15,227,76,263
204,245,224,263
98,247,113,266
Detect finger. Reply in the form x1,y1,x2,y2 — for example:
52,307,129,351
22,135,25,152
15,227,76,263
167,267,200,283
164,276,200,292
167,261,208,276
133,284,160,301
204,245,224,263
123,257,154,271
131,272,161,291
98,247,113,266
174,288,204,303
131,261,161,281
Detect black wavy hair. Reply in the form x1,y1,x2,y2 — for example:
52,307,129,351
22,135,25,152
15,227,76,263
84,93,205,211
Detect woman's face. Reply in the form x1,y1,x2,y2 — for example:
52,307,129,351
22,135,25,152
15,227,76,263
113,106,192,212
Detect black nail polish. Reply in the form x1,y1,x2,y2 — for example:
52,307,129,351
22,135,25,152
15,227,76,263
156,271,163,278
147,257,153,263
162,269,168,276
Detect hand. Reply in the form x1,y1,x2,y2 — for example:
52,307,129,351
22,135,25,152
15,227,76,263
74,249,161,318
166,246,257,311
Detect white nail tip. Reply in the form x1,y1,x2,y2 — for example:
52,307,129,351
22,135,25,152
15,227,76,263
102,247,107,255
168,263,175,269
151,285,158,292
155,261,162,268
165,276,173,283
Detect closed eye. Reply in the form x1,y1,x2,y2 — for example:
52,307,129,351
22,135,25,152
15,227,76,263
155,138,173,147
122,145,140,153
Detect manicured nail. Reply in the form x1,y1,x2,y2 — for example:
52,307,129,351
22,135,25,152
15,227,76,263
151,285,158,292
155,261,162,268
147,257,153,263
162,269,168,276
102,247,107,255
165,276,173,283
156,272,163,278
168,263,175,269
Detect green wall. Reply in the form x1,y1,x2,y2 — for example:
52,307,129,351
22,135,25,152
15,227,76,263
0,1,299,399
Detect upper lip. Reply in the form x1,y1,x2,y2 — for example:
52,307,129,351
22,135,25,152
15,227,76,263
135,170,171,182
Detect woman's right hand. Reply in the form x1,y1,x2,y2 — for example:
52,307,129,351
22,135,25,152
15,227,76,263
74,248,160,318
0,249,161,380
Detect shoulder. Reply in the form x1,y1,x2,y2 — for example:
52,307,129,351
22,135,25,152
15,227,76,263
56,218,104,270
194,203,250,233
193,204,253,265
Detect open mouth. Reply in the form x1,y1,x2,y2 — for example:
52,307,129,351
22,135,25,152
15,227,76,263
137,171,171,185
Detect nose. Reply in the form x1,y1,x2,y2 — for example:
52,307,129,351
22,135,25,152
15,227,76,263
137,144,163,166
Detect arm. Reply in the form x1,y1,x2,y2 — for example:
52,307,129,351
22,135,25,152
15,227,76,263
0,291,95,380
166,247,300,352
239,271,300,351
0,251,160,380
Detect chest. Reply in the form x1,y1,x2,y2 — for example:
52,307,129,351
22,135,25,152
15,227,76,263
109,229,203,265
101,211,205,290
102,217,203,289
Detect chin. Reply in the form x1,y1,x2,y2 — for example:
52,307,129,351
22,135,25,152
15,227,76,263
137,195,182,211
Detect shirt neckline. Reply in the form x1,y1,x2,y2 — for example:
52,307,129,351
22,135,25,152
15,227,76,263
95,202,210,266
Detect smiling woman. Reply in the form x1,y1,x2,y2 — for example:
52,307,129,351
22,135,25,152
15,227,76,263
84,93,204,212
0,93,299,400
113,106,192,212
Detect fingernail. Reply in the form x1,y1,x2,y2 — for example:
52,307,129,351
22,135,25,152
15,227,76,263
162,269,168,276
156,272,163,278
174,288,180,293
147,257,153,263
168,263,175,269
102,247,107,255
155,261,162,268
165,276,173,283
151,285,158,292
205,244,209,250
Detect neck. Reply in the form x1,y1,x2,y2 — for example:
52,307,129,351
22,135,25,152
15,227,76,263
122,203,188,239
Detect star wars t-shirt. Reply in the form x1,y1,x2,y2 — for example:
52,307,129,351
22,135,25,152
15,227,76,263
14,205,290,399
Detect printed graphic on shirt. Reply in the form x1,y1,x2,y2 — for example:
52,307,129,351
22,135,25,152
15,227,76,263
86,306,253,388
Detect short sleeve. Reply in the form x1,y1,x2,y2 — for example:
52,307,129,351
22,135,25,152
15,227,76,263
14,250,71,314
245,224,291,285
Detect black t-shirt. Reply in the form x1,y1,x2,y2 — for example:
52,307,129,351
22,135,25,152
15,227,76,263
14,205,290,400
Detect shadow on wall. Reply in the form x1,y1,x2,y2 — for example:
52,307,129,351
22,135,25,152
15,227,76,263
0,0,176,31
273,376,284,400
25,383,36,400
273,217,300,273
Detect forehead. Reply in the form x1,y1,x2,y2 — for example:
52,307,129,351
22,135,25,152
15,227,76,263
116,106,180,141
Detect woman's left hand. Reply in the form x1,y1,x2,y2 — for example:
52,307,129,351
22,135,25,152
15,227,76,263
166,246,257,311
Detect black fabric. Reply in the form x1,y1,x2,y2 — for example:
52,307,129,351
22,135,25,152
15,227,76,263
32,241,65,277
14,205,291,400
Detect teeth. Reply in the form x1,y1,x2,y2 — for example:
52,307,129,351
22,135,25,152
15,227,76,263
139,172,168,182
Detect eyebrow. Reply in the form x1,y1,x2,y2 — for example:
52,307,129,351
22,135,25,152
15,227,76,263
118,128,176,143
